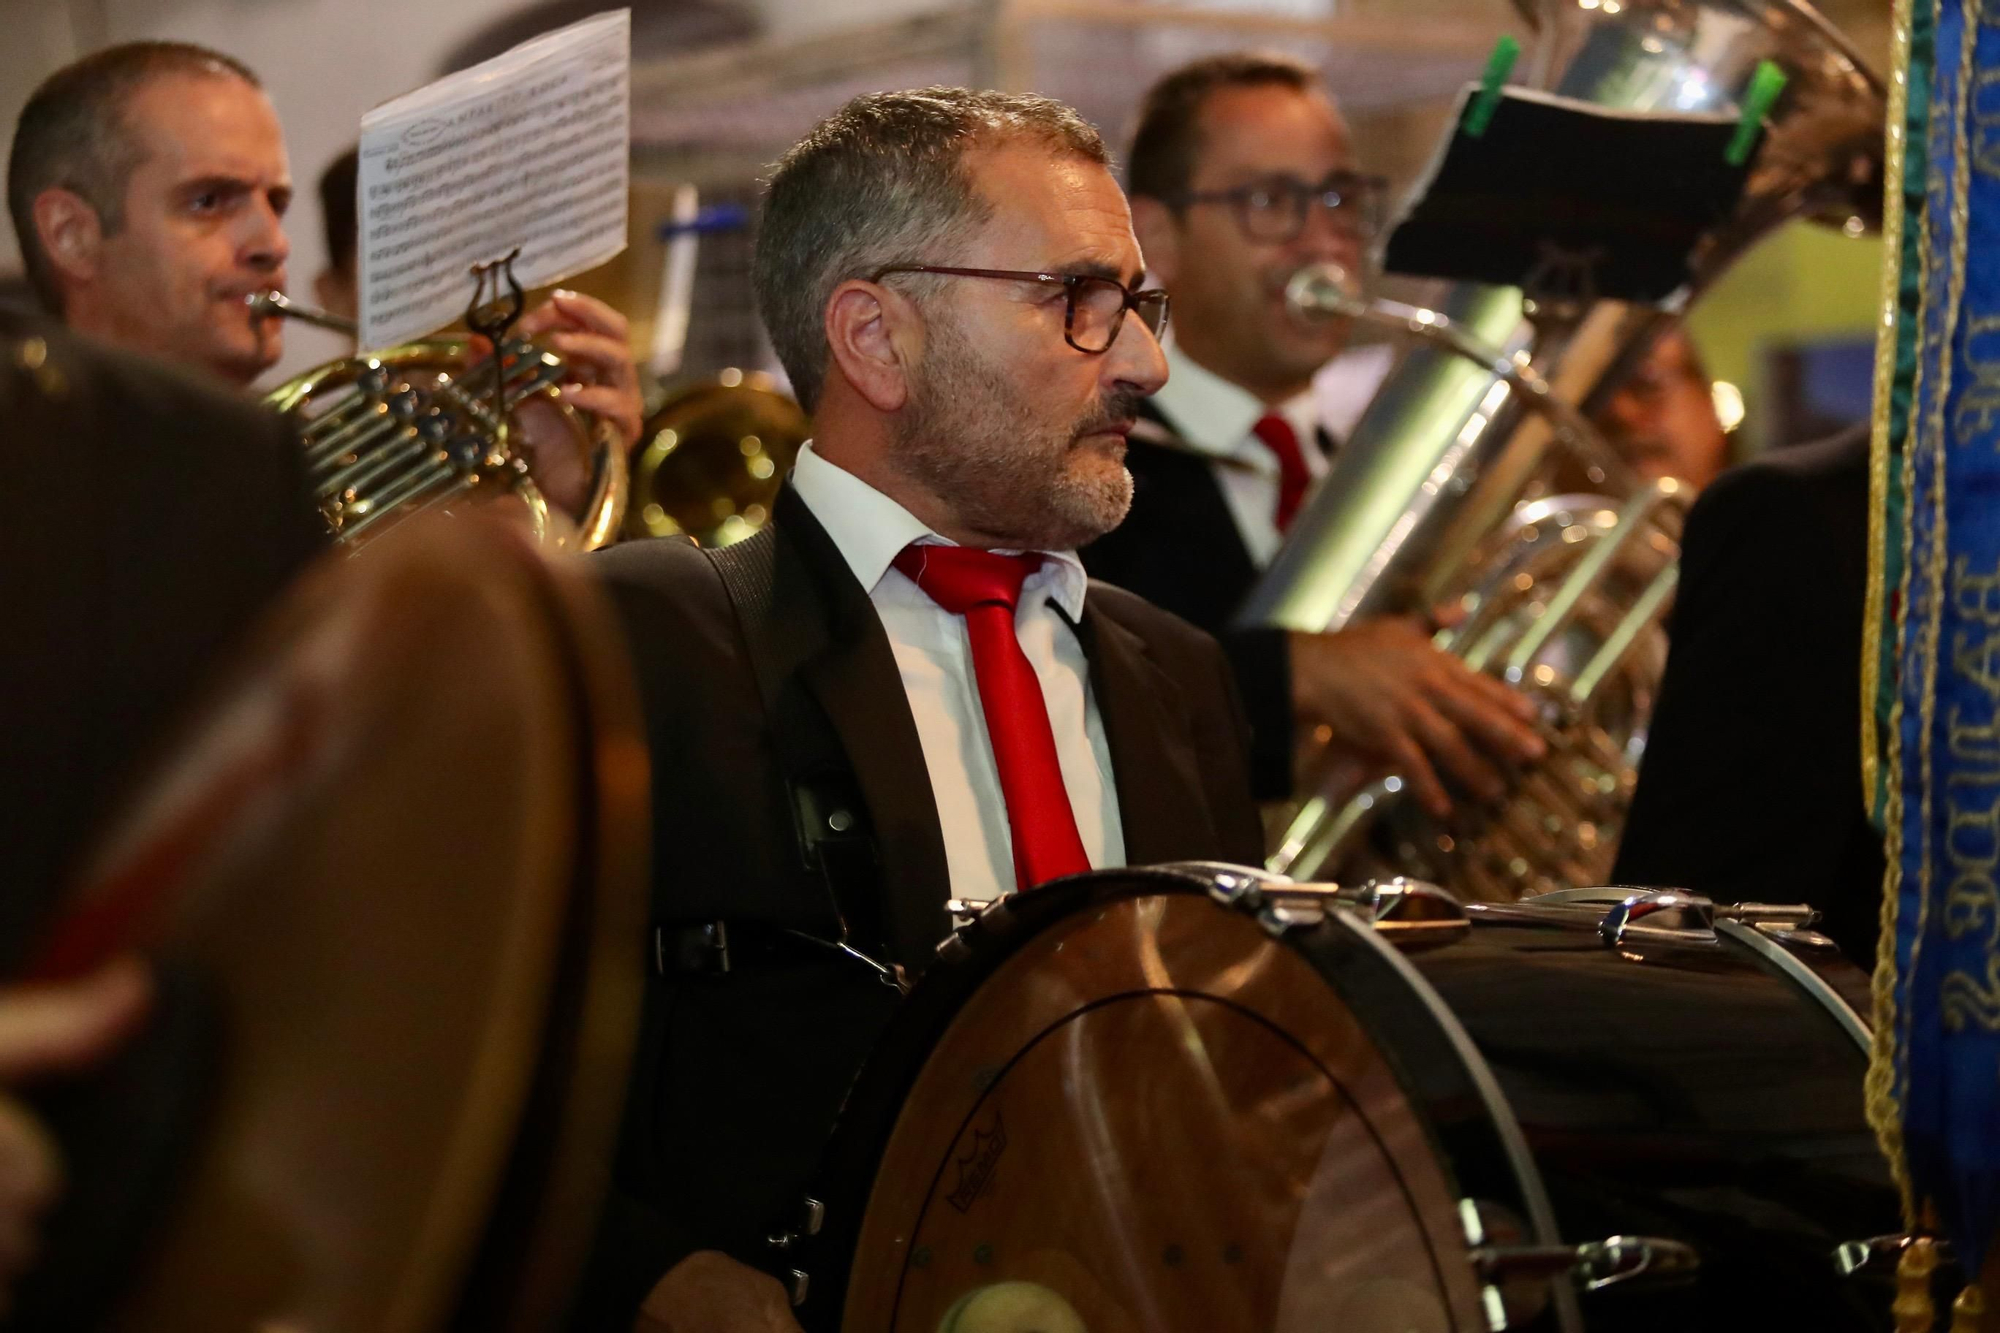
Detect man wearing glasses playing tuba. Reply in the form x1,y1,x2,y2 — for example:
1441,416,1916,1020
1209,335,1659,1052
1084,53,1546,816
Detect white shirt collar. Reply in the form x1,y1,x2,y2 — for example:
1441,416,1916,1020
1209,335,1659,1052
1149,342,1319,464
788,440,1089,620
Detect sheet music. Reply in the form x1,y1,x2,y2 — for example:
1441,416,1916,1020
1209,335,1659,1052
356,9,630,349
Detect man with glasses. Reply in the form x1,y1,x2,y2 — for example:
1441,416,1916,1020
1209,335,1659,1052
1085,53,1544,813
584,86,1263,1329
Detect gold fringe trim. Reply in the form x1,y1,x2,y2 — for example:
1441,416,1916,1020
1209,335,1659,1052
1867,0,1923,1228
1951,1282,1986,1333
1865,0,1915,816
1895,1236,1939,1333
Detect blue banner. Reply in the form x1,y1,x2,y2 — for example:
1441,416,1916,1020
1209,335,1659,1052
1881,0,2000,1274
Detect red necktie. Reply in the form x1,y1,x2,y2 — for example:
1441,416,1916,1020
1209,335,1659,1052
891,544,1092,890
1252,412,1310,532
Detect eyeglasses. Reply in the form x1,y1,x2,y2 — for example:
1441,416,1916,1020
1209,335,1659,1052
868,265,1170,354
1170,171,1389,246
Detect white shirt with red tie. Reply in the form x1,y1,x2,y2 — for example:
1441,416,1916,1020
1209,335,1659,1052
787,440,1126,910
1149,342,1329,567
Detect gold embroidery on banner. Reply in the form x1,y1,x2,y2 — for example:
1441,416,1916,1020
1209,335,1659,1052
1942,954,2000,1029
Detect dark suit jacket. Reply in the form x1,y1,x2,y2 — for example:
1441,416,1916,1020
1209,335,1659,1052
1082,398,1322,798
1611,426,1884,964
0,314,326,967
578,483,1264,1322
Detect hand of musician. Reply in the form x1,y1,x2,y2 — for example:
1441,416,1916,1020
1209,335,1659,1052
634,1250,805,1333
510,290,645,519
1288,611,1547,818
0,957,151,1317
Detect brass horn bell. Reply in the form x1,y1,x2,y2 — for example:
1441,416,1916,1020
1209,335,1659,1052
624,369,808,547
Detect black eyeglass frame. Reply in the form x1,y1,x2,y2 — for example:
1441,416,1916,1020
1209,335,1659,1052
867,264,1170,354
1167,170,1391,245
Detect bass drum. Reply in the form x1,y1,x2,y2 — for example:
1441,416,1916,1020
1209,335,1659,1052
793,866,1897,1332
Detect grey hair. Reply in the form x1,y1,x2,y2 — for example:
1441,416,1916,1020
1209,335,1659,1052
752,86,1109,412
8,42,262,313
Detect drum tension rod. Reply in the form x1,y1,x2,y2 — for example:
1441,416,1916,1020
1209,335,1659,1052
1471,1234,1700,1292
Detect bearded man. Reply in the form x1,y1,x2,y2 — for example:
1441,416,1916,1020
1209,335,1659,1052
581,86,1264,1330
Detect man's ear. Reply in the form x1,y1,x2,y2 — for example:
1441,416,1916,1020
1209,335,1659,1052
32,188,104,290
823,277,914,413
1130,196,1182,287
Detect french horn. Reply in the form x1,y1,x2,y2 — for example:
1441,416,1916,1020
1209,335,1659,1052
1242,0,1885,900
251,291,628,550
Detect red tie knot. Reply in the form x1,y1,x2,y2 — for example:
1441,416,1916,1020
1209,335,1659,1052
1251,412,1310,532
892,544,1044,616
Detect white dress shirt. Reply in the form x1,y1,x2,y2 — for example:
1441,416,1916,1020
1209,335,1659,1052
1147,343,1329,568
788,441,1126,907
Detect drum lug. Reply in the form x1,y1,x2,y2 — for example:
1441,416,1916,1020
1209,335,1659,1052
1253,877,1472,948
1336,877,1471,948
1471,1234,1699,1291
1460,1200,1696,1326
1533,886,1821,949
766,1196,825,1255
1835,1231,1958,1280
1596,889,1715,945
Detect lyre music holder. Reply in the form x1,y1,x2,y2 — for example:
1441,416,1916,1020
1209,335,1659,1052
464,246,526,454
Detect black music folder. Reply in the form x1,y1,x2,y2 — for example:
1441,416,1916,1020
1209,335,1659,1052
1382,84,1752,304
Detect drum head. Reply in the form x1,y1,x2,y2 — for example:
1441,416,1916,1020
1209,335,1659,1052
818,871,1488,1333
27,514,649,1333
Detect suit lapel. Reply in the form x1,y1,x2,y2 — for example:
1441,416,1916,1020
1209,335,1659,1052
772,487,952,970
1075,595,1219,865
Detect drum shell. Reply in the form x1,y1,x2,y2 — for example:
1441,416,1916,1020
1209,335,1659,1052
1403,906,1891,1330
801,871,1898,1333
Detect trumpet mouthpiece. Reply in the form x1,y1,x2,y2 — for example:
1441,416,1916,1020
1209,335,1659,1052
1285,263,1364,321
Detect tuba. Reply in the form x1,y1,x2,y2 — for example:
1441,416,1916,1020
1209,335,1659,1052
252,291,629,550
1245,0,1885,900
623,369,809,547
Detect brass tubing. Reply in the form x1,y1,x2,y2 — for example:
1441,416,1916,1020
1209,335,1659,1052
1501,483,1683,679
320,433,434,500
306,397,409,466
308,414,412,479
245,289,358,337
336,462,458,542
1569,562,1680,709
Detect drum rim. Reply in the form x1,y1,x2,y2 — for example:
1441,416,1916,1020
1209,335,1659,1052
796,865,1583,1333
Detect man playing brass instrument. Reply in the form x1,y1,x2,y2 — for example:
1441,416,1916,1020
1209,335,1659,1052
586,86,1263,1329
6,41,644,463
1085,53,1546,812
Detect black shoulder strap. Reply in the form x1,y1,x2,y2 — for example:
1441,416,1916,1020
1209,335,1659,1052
701,531,896,975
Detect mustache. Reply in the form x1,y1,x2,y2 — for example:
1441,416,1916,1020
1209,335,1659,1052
1072,388,1144,438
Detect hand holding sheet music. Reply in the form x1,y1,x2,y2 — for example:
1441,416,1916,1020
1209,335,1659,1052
357,9,631,350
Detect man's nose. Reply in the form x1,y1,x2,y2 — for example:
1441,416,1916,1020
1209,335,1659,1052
1108,313,1168,397
245,200,290,272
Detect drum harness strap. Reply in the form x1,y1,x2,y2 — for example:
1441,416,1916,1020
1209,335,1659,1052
653,529,905,991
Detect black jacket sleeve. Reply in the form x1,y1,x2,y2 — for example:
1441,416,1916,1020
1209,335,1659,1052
1611,430,1885,962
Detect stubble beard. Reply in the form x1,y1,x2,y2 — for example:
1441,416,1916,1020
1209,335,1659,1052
894,310,1136,551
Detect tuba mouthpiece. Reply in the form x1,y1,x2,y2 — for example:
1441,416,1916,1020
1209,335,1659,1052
1284,263,1365,322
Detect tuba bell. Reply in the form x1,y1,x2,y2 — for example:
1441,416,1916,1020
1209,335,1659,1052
623,369,809,547
1243,0,1885,900
251,291,629,550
